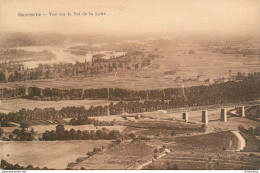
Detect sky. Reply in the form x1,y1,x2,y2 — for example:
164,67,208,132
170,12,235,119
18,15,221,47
0,0,259,36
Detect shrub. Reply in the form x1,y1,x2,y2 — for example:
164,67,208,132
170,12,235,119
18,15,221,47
76,157,85,163
238,125,245,132
249,153,255,157
67,162,76,168
87,151,93,157
128,133,136,139
93,147,101,154
116,138,122,144
171,131,175,136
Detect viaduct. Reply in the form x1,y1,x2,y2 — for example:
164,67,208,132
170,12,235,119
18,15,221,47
167,101,260,124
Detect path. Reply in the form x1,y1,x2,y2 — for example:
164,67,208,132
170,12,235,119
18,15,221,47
231,131,246,151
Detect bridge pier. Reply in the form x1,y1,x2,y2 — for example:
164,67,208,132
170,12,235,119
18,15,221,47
220,108,227,122
182,112,188,122
238,106,245,117
25,87,29,96
202,110,208,124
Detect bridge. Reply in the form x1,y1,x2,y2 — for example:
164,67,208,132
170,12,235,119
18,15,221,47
167,101,260,124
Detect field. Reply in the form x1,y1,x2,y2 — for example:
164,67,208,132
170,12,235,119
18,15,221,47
0,140,112,169
0,99,112,113
145,150,260,170
143,131,260,170
74,141,154,170
174,131,239,151
1,44,259,90
1,41,260,170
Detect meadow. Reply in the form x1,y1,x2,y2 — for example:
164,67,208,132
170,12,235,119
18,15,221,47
0,140,112,169
74,141,154,170
0,99,112,113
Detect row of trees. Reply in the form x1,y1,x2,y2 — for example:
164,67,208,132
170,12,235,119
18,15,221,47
42,124,122,141
1,160,51,170
0,73,259,124
1,72,259,102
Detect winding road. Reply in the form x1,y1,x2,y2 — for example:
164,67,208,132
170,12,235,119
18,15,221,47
231,131,246,151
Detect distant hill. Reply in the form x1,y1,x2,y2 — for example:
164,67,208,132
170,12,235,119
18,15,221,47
0,32,66,47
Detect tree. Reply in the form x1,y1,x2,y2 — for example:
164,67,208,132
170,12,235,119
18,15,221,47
108,130,120,140
26,165,34,170
20,121,30,129
30,128,35,134
0,128,4,137
56,124,65,139
128,133,136,139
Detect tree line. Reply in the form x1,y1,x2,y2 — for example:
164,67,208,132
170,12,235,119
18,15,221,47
0,73,259,125
42,124,122,141
1,72,259,102
0,160,52,170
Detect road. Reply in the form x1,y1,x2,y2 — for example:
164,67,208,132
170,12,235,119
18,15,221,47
231,131,246,151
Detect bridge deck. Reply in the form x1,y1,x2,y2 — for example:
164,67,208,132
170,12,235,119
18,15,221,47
167,101,260,113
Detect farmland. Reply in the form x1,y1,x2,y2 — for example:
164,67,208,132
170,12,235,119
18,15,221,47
0,99,112,113
1,43,259,90
74,142,154,170
174,131,239,151
143,131,260,170
0,140,112,169
0,35,259,170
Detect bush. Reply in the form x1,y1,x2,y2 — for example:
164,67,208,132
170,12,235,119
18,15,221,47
238,125,245,132
116,138,122,144
67,162,76,168
171,131,175,136
128,133,136,139
249,153,255,157
93,147,101,154
20,121,30,129
76,157,85,163
87,151,93,157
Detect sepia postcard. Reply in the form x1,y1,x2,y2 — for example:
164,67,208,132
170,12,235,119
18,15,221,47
0,0,259,171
